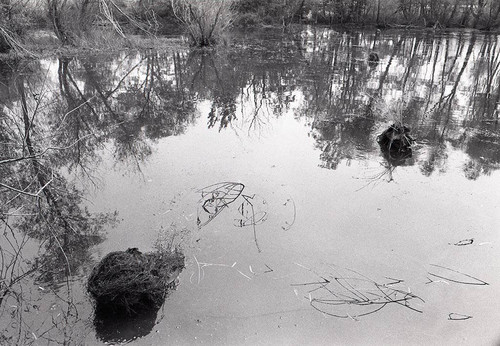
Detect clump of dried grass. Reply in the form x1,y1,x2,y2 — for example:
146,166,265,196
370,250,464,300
374,97,414,154
373,96,407,128
87,247,184,315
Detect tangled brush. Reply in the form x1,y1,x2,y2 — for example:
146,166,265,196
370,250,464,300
377,123,414,153
88,248,184,315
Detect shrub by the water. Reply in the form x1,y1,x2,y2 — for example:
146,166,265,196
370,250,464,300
87,247,184,315
171,0,235,46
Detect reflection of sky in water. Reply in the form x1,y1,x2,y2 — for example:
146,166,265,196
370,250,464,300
88,96,499,345
1,28,500,345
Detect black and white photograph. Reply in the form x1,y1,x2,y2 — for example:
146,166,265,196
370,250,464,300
1,0,500,345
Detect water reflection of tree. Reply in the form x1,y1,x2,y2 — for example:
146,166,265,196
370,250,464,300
186,38,302,133
2,29,500,342
0,50,199,343
185,51,239,131
0,74,116,344
463,131,500,180
54,54,196,170
303,30,387,169
468,34,500,121
294,30,500,179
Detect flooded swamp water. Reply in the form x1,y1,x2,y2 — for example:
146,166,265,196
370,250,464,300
1,27,500,345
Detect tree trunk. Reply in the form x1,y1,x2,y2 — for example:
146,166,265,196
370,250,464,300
376,0,381,24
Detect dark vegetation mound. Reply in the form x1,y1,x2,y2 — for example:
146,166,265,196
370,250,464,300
368,52,379,68
377,123,414,162
88,247,184,316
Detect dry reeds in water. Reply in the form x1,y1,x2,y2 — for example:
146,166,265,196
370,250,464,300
196,182,267,252
197,182,244,228
292,266,424,319
87,248,184,315
427,264,489,286
372,97,409,129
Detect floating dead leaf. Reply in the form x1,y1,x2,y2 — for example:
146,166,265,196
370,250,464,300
448,313,472,321
452,238,474,246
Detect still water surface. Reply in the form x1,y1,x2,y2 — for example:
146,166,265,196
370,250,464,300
1,27,499,345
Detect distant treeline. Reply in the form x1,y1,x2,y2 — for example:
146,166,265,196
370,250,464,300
235,0,500,30
1,0,499,53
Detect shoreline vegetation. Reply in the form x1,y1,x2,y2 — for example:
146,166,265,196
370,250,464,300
1,0,500,57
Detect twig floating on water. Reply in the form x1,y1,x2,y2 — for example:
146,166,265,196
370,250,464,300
281,198,296,231
294,262,311,270
290,277,330,286
238,194,264,253
264,264,274,273
383,277,404,286
193,255,237,284
428,264,489,286
425,276,450,285
247,264,274,276
237,270,252,280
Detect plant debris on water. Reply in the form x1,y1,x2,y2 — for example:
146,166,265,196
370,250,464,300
448,313,472,321
452,238,474,246
234,194,268,227
197,182,245,228
197,182,269,252
292,266,424,319
234,194,268,252
87,248,185,316
377,123,414,162
427,264,489,286
280,198,296,231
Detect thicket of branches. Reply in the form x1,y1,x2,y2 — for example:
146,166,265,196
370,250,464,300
1,0,500,53
267,0,500,29
171,0,236,46
0,0,160,53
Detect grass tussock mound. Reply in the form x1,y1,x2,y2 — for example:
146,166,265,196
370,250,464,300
88,247,184,315
377,123,414,153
